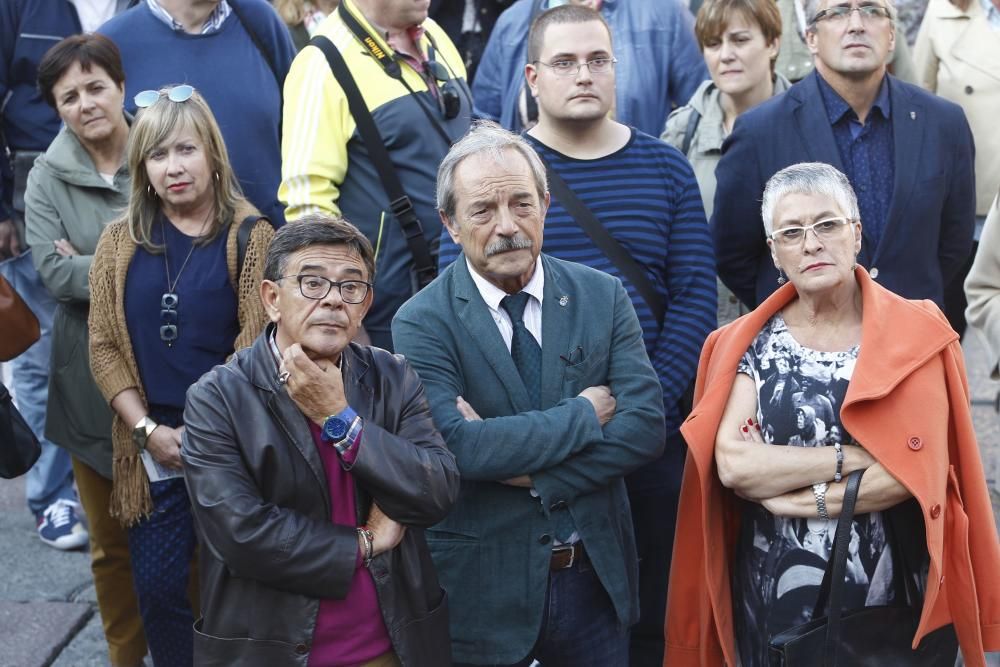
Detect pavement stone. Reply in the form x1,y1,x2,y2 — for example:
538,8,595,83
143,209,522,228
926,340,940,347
0,601,91,667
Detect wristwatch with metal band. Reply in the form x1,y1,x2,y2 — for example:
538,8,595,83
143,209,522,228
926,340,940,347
812,481,830,520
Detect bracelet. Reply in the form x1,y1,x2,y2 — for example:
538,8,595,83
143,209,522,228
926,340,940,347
357,526,374,567
812,482,830,520
833,442,844,483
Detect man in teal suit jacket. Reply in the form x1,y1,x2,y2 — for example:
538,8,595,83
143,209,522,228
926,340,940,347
392,122,666,665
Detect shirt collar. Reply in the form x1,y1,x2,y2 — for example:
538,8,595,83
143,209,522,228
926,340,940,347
465,255,545,313
816,70,892,125
146,0,231,34
981,0,1000,28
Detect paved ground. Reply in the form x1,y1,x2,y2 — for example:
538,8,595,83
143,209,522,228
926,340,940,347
1,333,999,666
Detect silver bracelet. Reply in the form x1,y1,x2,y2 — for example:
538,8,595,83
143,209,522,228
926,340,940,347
812,482,830,520
833,442,844,483
357,527,374,567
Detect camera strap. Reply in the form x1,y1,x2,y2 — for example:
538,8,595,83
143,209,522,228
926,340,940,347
311,35,437,289
337,2,455,146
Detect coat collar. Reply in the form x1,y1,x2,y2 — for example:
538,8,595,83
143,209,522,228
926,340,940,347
243,324,374,507
699,267,957,409
449,253,573,411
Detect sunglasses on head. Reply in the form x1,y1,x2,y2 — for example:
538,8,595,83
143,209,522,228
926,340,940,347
134,84,195,109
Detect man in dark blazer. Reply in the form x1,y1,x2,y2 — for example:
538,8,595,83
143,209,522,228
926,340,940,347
712,0,975,312
392,122,666,666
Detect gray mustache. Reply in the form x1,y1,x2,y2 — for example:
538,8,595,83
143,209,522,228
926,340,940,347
485,236,533,257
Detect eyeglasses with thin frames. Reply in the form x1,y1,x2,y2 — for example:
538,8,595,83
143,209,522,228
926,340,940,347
533,57,618,77
278,274,372,304
810,3,892,25
134,84,195,109
767,217,855,246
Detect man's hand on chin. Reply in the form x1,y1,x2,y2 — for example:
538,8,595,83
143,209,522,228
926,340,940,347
280,342,348,424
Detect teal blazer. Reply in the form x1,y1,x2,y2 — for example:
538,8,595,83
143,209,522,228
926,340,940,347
392,253,666,664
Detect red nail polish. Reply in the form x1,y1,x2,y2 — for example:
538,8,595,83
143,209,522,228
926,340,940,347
754,423,761,431
746,418,753,426
741,425,748,433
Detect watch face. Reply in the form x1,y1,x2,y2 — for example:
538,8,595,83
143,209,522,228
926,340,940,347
322,416,350,442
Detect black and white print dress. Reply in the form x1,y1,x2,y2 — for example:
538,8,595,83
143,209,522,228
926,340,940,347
731,313,897,666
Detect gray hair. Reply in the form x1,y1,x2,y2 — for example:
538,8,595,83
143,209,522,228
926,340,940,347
803,0,896,30
436,120,548,220
760,162,860,234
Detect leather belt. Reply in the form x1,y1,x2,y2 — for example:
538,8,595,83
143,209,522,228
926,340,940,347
550,542,587,570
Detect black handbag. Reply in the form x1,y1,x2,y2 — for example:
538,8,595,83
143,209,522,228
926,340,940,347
0,382,41,479
768,468,959,666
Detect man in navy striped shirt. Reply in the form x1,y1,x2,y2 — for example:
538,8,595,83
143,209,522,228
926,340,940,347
438,5,717,664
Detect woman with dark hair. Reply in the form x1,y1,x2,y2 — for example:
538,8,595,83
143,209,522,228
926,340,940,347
89,86,273,666
25,33,146,667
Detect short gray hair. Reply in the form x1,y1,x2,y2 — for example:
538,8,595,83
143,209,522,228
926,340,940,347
761,162,860,234
804,0,896,30
436,120,548,220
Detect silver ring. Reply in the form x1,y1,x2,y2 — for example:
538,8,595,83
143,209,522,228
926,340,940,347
277,371,290,385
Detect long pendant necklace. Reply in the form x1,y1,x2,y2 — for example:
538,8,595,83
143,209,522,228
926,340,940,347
159,208,213,347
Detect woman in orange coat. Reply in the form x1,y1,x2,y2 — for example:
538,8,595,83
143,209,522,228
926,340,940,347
665,162,1000,666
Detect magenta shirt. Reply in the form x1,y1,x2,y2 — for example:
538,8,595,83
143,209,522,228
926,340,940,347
306,421,392,666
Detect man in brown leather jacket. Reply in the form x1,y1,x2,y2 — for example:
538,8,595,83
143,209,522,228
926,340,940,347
181,216,460,667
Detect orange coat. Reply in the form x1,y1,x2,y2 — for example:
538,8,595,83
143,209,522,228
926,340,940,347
665,268,1000,666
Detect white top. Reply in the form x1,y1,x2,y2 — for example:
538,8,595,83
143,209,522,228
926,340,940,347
465,256,544,351
69,0,116,32
98,172,115,186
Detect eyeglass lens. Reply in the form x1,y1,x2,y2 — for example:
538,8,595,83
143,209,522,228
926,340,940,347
134,84,196,109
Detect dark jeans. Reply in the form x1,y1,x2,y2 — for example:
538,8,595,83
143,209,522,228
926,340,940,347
626,432,685,667
127,476,196,667
455,557,629,667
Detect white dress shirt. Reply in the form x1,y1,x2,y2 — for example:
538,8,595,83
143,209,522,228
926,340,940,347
465,256,544,351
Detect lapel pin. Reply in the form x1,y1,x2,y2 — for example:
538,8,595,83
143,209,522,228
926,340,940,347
910,111,916,120
559,295,569,307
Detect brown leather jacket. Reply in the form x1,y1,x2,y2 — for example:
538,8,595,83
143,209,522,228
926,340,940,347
181,326,460,666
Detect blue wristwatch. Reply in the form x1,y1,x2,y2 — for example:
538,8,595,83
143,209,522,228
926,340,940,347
321,406,359,445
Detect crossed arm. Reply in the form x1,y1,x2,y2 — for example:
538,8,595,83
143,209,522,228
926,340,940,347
716,373,911,518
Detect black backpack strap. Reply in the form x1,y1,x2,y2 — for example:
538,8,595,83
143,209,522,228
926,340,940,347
228,0,284,143
681,108,701,156
310,35,437,289
541,160,665,327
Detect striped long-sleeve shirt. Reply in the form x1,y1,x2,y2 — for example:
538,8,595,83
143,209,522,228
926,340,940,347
438,128,717,438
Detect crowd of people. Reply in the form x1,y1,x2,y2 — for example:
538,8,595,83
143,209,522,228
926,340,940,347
1,0,999,666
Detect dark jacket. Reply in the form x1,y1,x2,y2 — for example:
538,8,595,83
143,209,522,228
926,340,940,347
712,70,976,310
181,327,460,667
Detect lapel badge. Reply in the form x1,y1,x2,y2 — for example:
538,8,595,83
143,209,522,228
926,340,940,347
910,111,916,120
559,295,569,307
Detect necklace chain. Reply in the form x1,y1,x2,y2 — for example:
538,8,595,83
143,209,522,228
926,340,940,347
163,207,213,294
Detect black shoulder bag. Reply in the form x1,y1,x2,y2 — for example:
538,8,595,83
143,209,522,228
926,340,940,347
0,383,41,479
310,34,438,290
768,467,959,666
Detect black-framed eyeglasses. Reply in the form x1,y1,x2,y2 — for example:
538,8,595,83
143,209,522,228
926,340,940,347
160,292,179,344
278,274,372,304
768,217,855,246
426,59,461,120
534,57,617,77
135,84,195,109
810,3,891,25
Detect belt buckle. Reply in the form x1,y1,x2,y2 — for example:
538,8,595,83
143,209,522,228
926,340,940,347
553,544,575,569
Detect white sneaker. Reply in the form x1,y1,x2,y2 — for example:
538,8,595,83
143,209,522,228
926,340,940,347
36,499,89,550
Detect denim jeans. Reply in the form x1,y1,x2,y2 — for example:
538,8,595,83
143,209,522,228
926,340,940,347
455,557,629,667
0,250,75,515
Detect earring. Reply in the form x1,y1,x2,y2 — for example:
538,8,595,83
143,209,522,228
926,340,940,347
146,184,155,198
776,268,787,286
214,172,220,182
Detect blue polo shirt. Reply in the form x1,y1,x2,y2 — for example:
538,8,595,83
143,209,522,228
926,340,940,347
816,72,894,250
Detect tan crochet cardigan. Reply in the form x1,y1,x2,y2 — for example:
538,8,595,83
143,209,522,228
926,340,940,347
88,201,274,526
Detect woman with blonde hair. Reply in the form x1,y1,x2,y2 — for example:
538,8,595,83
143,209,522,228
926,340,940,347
275,0,338,51
89,85,274,666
